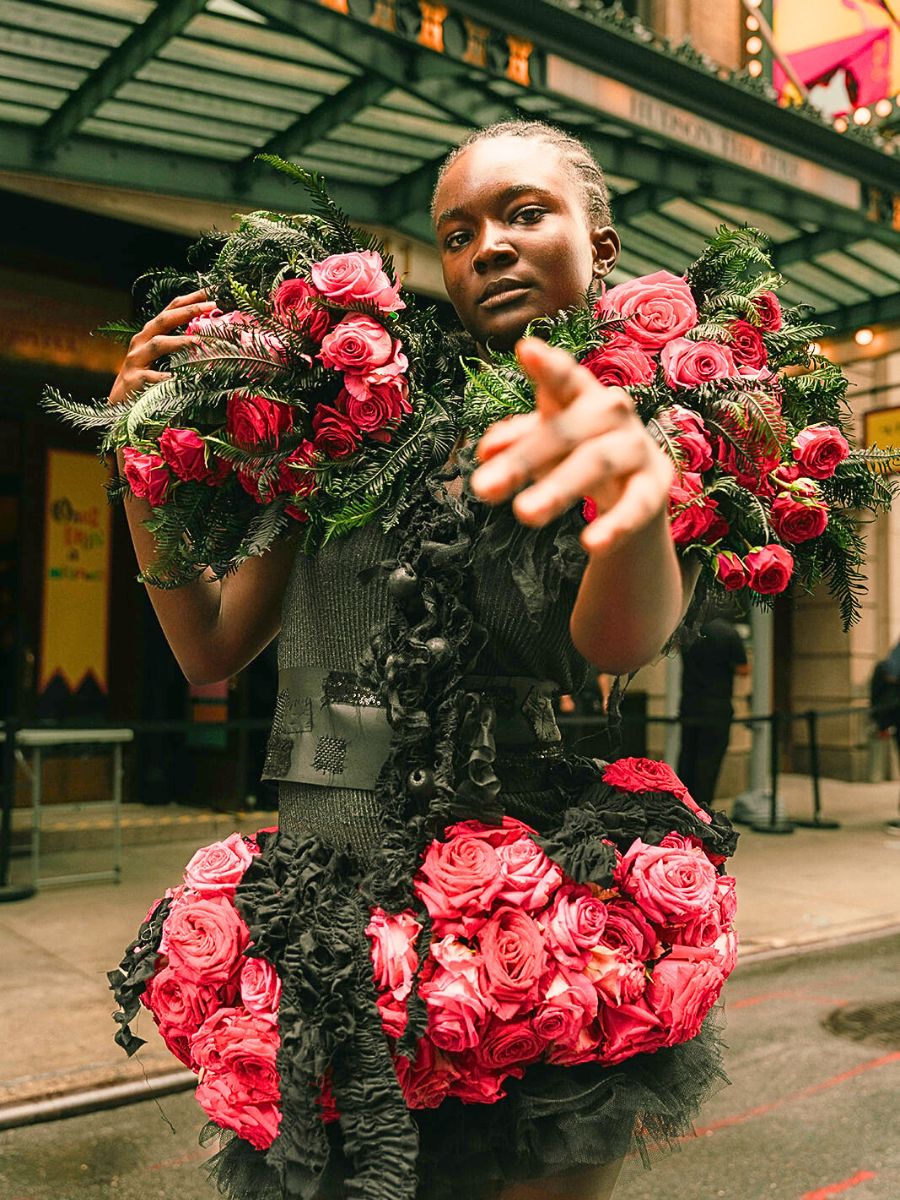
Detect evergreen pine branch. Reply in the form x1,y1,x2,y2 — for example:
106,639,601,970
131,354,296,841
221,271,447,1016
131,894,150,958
94,319,142,344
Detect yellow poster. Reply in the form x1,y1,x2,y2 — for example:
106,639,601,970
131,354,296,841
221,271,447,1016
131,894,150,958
40,449,112,693
864,406,900,472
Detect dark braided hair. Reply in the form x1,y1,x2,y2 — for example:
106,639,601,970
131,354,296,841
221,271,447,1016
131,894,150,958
431,119,613,229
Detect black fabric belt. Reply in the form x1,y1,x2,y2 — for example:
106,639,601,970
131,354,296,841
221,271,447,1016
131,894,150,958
262,666,562,789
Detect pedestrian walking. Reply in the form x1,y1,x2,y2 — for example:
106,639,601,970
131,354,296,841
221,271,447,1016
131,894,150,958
870,640,900,834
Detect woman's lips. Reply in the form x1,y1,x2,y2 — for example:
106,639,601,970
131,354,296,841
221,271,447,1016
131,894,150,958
478,284,532,310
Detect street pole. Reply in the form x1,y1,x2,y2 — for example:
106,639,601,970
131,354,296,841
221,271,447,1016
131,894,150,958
735,605,793,831
664,651,681,769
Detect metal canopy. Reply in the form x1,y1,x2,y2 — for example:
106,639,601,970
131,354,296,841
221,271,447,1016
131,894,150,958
1,0,900,333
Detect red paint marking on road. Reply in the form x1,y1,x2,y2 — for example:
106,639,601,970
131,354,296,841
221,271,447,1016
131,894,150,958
730,990,849,1010
802,1170,877,1198
695,1051,900,1136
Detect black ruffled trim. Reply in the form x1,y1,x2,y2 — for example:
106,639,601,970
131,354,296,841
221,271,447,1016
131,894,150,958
107,896,172,1056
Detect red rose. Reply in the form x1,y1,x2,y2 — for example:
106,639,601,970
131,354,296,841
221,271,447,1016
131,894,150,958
661,404,713,472
226,391,293,449
446,1063,513,1104
415,829,504,937
770,493,828,543
191,1007,279,1093
420,942,487,1052
394,1041,457,1109
715,550,749,592
544,883,609,968
163,894,250,985
122,447,170,506
311,250,405,313
142,966,224,1064
366,907,422,1002
668,472,719,545
478,906,545,1019
376,991,409,1040
615,837,718,927
582,333,656,387
342,365,412,435
195,1074,281,1151
596,270,698,349
660,338,735,388
318,313,395,372
646,943,727,1045
158,428,213,484
272,277,331,342
745,544,794,594
751,290,782,332
792,423,850,480
728,320,767,369
276,440,318,500
599,899,660,962
533,964,598,1047
604,756,684,796
312,401,362,460
584,945,647,1006
582,496,597,523
494,835,563,910
597,998,666,1065
475,1016,545,1070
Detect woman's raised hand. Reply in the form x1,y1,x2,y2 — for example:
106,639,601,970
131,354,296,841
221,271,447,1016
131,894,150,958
108,289,216,406
470,337,674,557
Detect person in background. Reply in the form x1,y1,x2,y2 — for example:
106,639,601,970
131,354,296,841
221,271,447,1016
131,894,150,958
677,617,749,810
870,639,900,835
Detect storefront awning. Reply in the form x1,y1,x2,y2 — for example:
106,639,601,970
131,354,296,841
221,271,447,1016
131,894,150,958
1,0,900,332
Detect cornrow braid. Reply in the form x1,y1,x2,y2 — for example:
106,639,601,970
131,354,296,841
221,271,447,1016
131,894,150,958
431,119,613,228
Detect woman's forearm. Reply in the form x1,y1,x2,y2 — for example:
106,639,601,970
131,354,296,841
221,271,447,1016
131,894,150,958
569,510,695,674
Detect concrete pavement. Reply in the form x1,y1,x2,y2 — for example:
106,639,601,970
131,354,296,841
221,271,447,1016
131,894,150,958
1,775,899,1115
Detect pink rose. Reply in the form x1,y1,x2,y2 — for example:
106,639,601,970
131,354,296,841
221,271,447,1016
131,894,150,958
194,1073,281,1151
543,883,608,967
584,945,647,1006
582,333,656,386
770,493,828,543
728,320,767,369
143,966,223,1061
596,270,698,349
183,832,256,897
443,816,534,848
533,965,598,1046
616,838,718,928
311,250,405,313
715,875,737,926
318,313,395,372
478,906,545,1019
792,423,850,480
545,1018,604,1066
597,998,666,1064
414,830,504,937
713,928,739,975
122,447,170,506
495,836,563,910
366,907,422,1002
394,1041,456,1109
239,957,282,1017
191,1007,280,1095
272,277,331,342
163,894,250,985
744,544,794,594
226,391,293,449
187,308,286,373
476,1016,545,1071
751,291,782,332
600,900,660,962
715,550,749,592
312,400,362,460
661,338,736,389
421,961,487,1053
646,943,727,1045
668,472,719,544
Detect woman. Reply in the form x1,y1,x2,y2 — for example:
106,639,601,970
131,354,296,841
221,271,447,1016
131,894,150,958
109,121,720,1200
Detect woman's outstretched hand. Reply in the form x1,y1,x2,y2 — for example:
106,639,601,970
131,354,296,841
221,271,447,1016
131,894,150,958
470,337,674,556
108,289,216,407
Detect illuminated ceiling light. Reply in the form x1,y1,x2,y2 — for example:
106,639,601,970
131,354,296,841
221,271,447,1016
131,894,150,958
748,59,763,77
875,98,893,118
746,35,763,54
834,115,849,132
854,106,872,124
854,327,874,346
745,15,760,30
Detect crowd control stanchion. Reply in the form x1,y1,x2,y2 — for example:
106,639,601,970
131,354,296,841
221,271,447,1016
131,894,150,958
0,721,35,903
793,709,840,829
751,711,794,834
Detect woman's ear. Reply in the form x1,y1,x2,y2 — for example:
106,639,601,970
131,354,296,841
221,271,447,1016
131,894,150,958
591,225,621,281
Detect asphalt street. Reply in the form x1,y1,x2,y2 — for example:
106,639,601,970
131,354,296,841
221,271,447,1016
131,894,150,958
1,934,898,1200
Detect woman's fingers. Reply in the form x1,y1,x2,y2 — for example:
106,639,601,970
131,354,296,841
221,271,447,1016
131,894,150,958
163,288,210,311
580,470,668,556
145,300,216,339
128,332,198,368
516,336,608,416
511,432,651,525
475,411,540,461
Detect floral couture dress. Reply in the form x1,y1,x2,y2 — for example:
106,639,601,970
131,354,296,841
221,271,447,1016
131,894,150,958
174,441,737,1200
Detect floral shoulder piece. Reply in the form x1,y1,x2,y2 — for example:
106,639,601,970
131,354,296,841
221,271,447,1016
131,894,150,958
462,229,894,628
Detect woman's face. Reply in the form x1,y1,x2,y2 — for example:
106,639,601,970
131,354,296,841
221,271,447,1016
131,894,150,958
434,136,620,352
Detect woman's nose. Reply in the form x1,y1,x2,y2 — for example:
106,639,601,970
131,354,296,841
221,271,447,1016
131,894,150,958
472,223,517,271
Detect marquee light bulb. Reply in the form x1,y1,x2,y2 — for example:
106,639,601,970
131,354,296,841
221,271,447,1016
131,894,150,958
746,35,763,54
745,15,760,30
748,59,763,77
854,107,872,125
875,98,893,118
854,328,874,346
834,116,848,132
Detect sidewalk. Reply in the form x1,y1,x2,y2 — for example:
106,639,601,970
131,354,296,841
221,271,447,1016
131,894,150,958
1,776,899,1114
